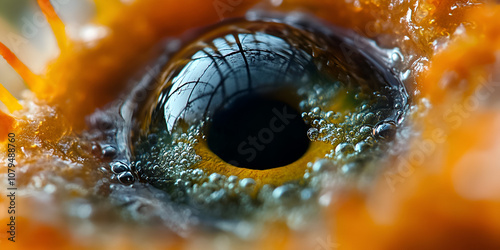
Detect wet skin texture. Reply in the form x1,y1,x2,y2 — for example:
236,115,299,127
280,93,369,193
1,0,500,249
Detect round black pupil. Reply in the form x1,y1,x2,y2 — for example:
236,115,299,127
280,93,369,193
207,95,310,170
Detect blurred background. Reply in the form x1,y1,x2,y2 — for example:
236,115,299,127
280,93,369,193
0,0,93,102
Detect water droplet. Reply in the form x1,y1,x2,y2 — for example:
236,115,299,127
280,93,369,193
300,188,315,201
363,112,376,124
373,121,397,140
117,171,135,185
335,143,354,155
358,125,372,135
312,159,334,172
303,172,310,179
307,128,319,141
355,141,370,152
101,145,117,158
325,111,334,120
193,169,204,176
239,178,256,189
340,162,359,174
272,185,293,200
319,192,332,206
110,161,128,174
70,202,93,219
43,184,56,194
311,107,321,116
209,173,222,183
228,175,238,183
208,189,227,202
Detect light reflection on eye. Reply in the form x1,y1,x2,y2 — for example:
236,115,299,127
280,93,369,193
110,14,409,221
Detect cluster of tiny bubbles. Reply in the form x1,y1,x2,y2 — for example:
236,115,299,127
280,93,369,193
298,81,342,112
297,81,401,179
133,122,203,200
133,120,264,217
225,79,407,225
259,178,332,228
186,173,261,216
134,116,328,222
133,84,402,224
167,157,320,220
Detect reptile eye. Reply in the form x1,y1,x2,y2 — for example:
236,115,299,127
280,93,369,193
125,15,408,217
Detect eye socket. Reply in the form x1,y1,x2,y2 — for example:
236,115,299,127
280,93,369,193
125,15,408,218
